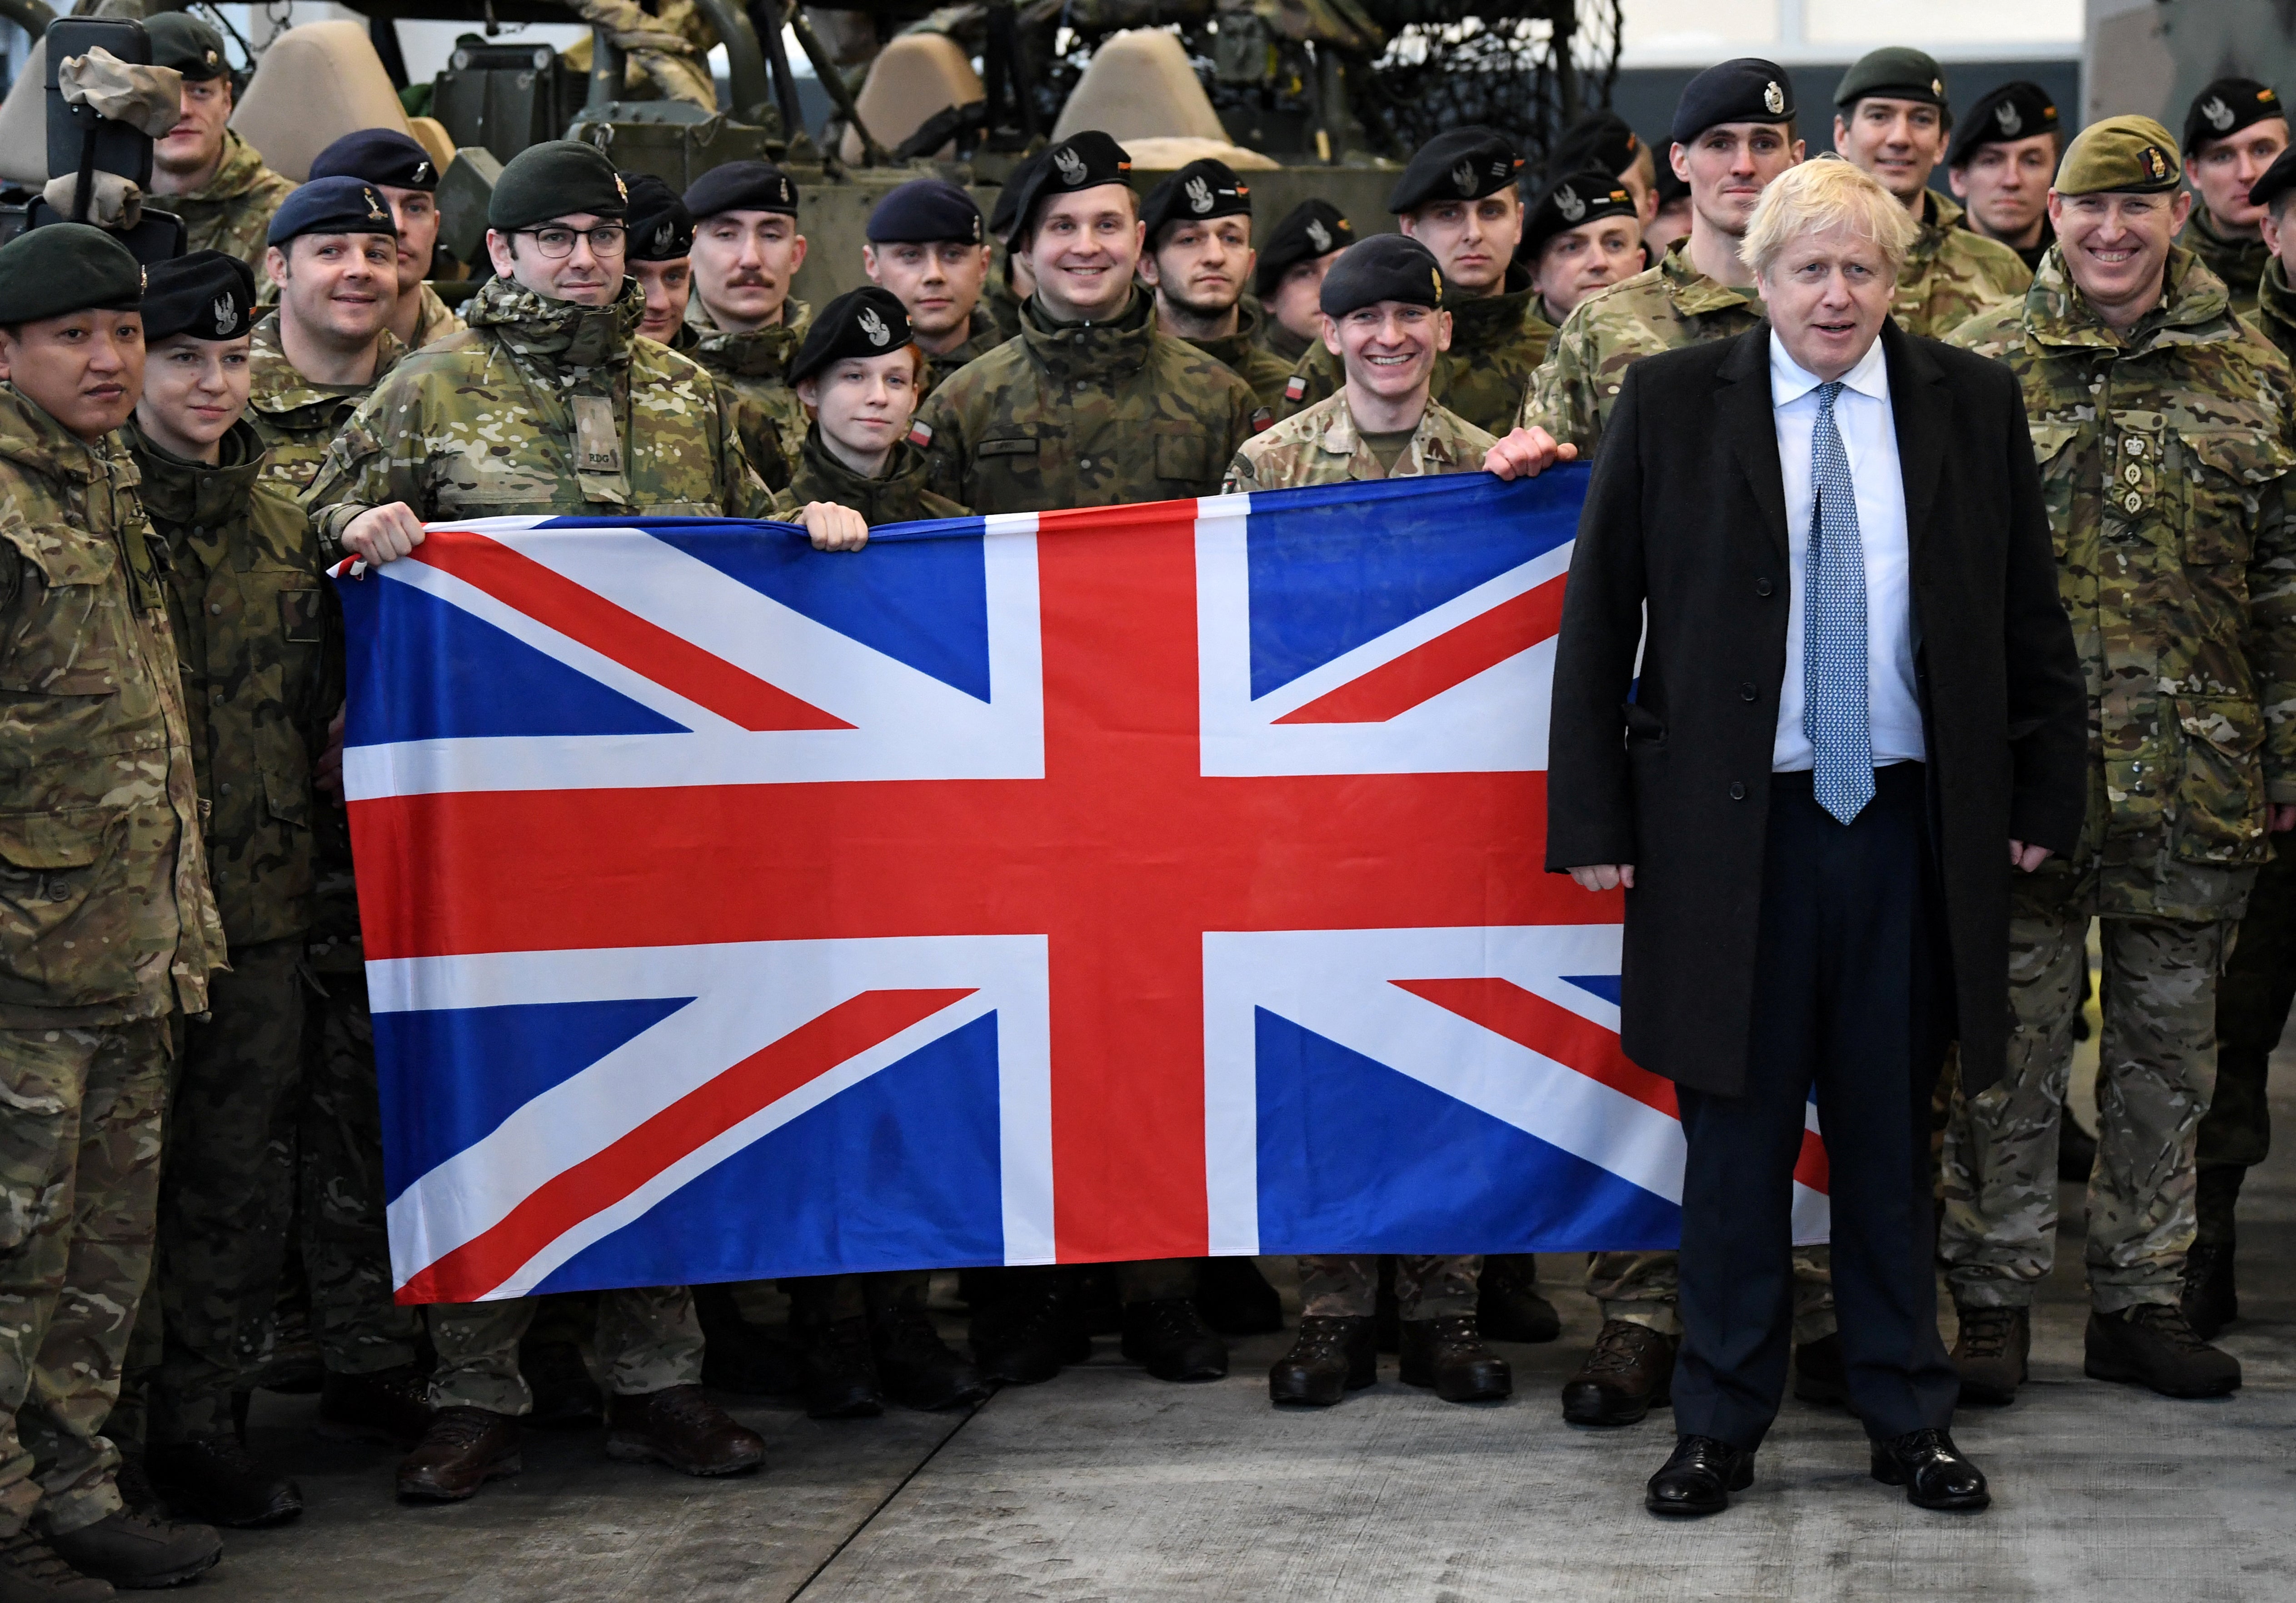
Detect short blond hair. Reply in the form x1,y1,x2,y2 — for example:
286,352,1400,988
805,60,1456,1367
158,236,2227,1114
1742,155,1917,281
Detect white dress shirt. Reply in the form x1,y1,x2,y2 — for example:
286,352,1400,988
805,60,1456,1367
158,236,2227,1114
1768,330,1925,772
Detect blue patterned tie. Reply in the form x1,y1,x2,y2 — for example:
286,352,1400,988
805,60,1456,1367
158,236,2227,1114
1805,380,1874,824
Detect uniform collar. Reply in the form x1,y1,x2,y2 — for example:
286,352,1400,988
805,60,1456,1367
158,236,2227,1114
180,129,267,203
1018,284,1159,383
685,296,809,378
245,310,404,418
468,275,643,373
2022,243,2235,353
1313,391,1472,471
1658,238,1763,317
0,384,113,481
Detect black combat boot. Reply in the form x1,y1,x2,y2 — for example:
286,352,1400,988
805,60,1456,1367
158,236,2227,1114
1268,1315,1377,1406
315,1364,435,1449
1950,1305,2029,1405
1398,1314,1511,1402
2181,1241,2237,1340
800,1316,884,1419
0,1528,111,1601
46,1510,222,1590
971,1271,1091,1385
1194,1256,1285,1336
872,1304,988,1411
694,1283,804,1396
1477,1255,1561,1344
1560,1318,1675,1426
1119,1299,1228,1381
145,1434,303,1528
2085,1302,2241,1398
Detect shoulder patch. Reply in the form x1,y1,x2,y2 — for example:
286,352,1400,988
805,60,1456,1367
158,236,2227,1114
908,419,933,448
1284,375,1308,402
1250,406,1273,433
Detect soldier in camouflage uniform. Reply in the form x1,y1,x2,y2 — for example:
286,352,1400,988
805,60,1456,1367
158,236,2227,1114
1830,48,2031,338
1137,160,1292,413
682,162,813,484
1253,199,1353,369
863,179,1003,391
0,224,228,1593
1518,169,1646,335
914,133,1255,1389
309,130,464,353
115,254,331,1533
1947,81,2062,274
1942,116,2296,1404
305,142,777,1502
1279,129,1549,436
144,15,296,274
2177,78,2286,318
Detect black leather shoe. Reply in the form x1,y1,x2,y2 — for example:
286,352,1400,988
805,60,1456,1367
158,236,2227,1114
1119,1299,1229,1382
1644,1435,1752,1517
694,1284,805,1396
315,1364,436,1449
2085,1303,2241,1398
1398,1315,1511,1403
520,1339,604,1429
2181,1241,2238,1341
800,1315,885,1419
1562,1319,1675,1426
1871,1427,1990,1511
1477,1255,1561,1344
1195,1256,1285,1336
1951,1305,2030,1406
1268,1315,1377,1406
1791,1332,1848,1407
872,1305,988,1411
145,1435,303,1528
972,1274,1092,1385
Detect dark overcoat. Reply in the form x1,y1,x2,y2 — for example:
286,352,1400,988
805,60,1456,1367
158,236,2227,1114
1543,319,2087,1097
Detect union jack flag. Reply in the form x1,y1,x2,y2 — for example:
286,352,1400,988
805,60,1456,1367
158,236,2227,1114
334,471,1829,1304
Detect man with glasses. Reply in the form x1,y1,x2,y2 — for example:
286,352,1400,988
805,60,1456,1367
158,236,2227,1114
303,141,854,1501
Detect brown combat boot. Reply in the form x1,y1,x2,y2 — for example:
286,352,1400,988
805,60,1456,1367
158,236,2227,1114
396,1407,522,1502
604,1384,765,1476
1561,1319,1675,1426
1951,1305,2029,1406
1398,1314,1511,1402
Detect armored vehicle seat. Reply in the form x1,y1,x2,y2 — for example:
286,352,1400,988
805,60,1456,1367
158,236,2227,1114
1052,28,1227,144
839,32,983,165
0,37,47,187
231,20,412,181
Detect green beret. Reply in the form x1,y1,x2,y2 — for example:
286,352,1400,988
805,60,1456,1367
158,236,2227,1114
489,140,630,234
144,12,229,82
0,224,144,325
1834,46,1947,110
2056,114,2182,196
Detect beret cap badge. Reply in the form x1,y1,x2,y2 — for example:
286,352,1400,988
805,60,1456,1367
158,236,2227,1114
2142,144,2169,179
1185,176,1213,214
1995,100,2021,135
2204,96,2235,131
1053,146,1088,184
211,293,234,335
1764,80,1786,115
1305,218,1333,251
1555,184,1584,222
1452,159,1477,195
858,306,891,348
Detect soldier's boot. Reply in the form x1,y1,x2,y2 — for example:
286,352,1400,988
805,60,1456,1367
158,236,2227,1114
1949,1305,2030,1406
2181,1242,2238,1341
971,1273,1091,1386
0,1528,113,1602
1268,1315,1377,1407
1398,1314,1511,1403
604,1384,765,1477
799,1316,884,1419
520,1338,604,1429
315,1365,436,1449
694,1284,804,1396
145,1435,303,1528
1791,1333,1849,1406
257,1301,324,1397
397,1407,523,1502
45,1511,221,1591
1477,1255,1561,1344
2084,1304,2242,1399
1561,1319,1676,1426
1193,1256,1285,1336
872,1305,988,1411
1119,1299,1228,1382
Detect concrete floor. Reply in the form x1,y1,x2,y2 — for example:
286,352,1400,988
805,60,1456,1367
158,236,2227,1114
203,1085,2296,1601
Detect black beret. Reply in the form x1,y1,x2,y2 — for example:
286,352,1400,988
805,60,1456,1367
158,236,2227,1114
682,160,799,221
141,250,256,344
1253,199,1352,296
145,12,228,81
621,172,694,262
1521,168,1639,260
867,178,984,245
1948,80,2059,167
267,175,398,248
1141,159,1251,244
787,286,913,387
1388,126,1523,214
309,129,439,192
1548,110,1643,182
1671,57,1795,147
490,140,629,233
1319,233,1444,318
0,223,143,324
1833,46,1947,110
2250,143,2296,213
988,152,1047,243
1005,131,1133,241
2186,77,2285,158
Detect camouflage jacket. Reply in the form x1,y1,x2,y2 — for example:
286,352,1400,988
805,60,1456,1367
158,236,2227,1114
304,275,774,548
410,282,466,349
2180,207,2271,319
1183,301,1293,414
1897,190,2031,339
1281,262,1554,437
983,253,1024,341
0,388,223,1026
924,310,1005,393
1222,390,1494,491
130,419,333,949
685,295,810,483
1948,246,2296,920
914,285,1259,514
1517,239,1765,455
1259,316,1315,368
769,427,969,524
245,311,407,500
2247,255,2296,366
163,130,297,273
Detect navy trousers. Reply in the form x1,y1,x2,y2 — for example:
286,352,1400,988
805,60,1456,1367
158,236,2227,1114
1670,763,1961,1450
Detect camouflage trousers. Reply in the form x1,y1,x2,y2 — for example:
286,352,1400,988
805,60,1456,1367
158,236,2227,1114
2198,843,2296,1243
1942,886,2228,1311
0,1020,169,1538
1584,1248,1834,1342
426,1287,704,1414
1298,1255,1477,1320
299,969,422,1377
